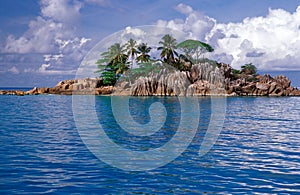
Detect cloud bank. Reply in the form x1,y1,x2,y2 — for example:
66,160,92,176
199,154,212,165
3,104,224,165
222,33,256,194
2,1,300,81
156,4,300,70
1,0,95,75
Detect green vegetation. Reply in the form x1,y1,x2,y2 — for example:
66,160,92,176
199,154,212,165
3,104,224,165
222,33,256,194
240,63,257,75
125,38,139,69
177,39,214,64
232,69,240,75
136,43,151,63
95,43,129,85
229,63,258,81
95,34,214,85
157,34,178,64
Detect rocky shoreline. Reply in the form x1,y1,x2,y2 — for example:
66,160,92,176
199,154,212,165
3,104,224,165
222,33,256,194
1,62,300,97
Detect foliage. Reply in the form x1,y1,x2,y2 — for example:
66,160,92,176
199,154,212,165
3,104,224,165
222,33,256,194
101,65,118,86
136,43,152,63
157,34,193,71
125,38,138,68
177,39,214,64
246,76,259,82
95,43,129,86
132,62,161,77
197,58,219,69
157,34,178,64
232,69,240,75
240,63,257,75
95,35,216,85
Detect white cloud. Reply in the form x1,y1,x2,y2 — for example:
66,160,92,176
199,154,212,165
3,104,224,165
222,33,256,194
3,0,86,54
23,63,76,75
2,0,91,75
156,4,300,70
44,54,64,62
156,3,216,41
8,66,20,74
207,6,300,69
40,0,83,23
175,3,193,15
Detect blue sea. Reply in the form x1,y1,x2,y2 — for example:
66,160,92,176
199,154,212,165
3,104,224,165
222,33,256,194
0,71,300,194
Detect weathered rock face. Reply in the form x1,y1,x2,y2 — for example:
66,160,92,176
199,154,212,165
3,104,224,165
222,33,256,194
130,69,191,96
128,63,227,96
1,62,300,97
226,74,300,96
23,78,111,95
0,90,25,96
188,63,225,87
186,80,209,96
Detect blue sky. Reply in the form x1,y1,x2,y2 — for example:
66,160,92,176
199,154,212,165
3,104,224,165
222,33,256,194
1,0,300,87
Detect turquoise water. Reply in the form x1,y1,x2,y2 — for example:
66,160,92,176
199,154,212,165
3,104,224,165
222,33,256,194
0,95,300,194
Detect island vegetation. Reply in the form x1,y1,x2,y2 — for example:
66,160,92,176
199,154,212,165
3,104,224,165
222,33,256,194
1,34,300,97
95,34,215,86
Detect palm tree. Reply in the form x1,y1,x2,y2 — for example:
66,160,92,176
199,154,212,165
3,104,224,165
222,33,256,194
125,38,138,69
109,43,127,65
157,34,178,64
136,43,151,63
95,43,129,85
105,43,129,74
97,43,127,66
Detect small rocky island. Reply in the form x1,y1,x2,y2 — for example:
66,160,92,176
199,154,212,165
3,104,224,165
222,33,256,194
1,62,299,97
1,35,299,97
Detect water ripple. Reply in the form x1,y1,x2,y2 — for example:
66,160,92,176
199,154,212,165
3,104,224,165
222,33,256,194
0,96,299,193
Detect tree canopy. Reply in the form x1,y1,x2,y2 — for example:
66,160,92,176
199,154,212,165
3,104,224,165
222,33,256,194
136,43,151,63
240,63,257,75
95,35,215,85
177,39,214,63
157,34,178,64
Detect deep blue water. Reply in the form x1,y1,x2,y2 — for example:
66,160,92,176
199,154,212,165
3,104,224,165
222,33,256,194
0,94,300,194
0,87,33,92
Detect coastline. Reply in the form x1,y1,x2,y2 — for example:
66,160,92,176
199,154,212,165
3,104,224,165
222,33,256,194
1,63,300,97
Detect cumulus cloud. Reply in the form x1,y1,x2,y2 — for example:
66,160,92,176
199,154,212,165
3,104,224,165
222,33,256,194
2,0,91,75
156,3,216,41
3,0,87,54
156,4,300,70
40,0,83,23
209,6,300,69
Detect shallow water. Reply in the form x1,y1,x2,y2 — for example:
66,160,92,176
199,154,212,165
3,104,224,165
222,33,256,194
0,95,299,194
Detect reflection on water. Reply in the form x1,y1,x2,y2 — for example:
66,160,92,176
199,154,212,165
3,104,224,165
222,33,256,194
0,95,299,194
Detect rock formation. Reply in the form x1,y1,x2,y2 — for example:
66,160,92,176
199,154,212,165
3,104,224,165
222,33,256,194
1,62,300,96
225,72,300,96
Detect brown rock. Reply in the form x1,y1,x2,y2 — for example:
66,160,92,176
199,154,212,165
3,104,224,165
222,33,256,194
256,83,270,91
96,86,114,95
268,82,277,94
26,87,39,95
187,80,208,96
290,88,300,96
38,87,49,94
274,75,290,89
131,69,191,96
241,83,256,95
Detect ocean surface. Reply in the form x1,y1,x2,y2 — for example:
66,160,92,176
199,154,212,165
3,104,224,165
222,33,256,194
1,95,300,194
0,70,300,194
